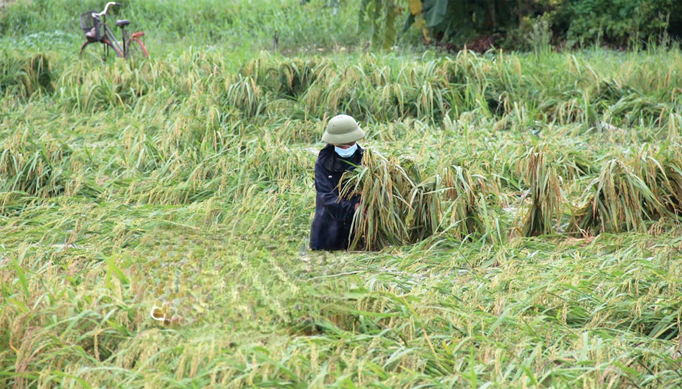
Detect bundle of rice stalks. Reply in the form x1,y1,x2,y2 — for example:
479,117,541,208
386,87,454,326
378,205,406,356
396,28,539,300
340,150,484,251
0,53,53,97
0,191,41,216
520,150,564,236
571,159,665,235
608,94,668,126
512,145,592,236
303,72,367,120
401,158,440,242
662,159,682,214
632,149,682,215
591,79,669,126
593,79,637,104
276,59,330,98
0,137,70,197
340,150,412,251
223,75,264,118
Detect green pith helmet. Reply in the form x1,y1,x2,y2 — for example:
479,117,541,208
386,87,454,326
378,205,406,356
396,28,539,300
322,115,365,145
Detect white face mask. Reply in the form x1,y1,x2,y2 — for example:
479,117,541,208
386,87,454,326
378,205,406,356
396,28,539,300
334,143,358,158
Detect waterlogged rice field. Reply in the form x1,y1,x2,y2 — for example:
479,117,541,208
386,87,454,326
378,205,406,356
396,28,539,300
2,45,682,388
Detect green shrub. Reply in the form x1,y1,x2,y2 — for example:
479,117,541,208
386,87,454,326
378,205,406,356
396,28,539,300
563,0,682,47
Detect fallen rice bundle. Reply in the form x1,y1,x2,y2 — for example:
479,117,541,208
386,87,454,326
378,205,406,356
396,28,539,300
513,145,594,237
571,158,663,235
0,53,53,97
633,150,682,215
518,148,565,236
341,150,484,251
572,149,682,235
439,164,487,239
0,136,71,197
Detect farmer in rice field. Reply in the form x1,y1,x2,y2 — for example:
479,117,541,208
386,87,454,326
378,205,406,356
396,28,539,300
310,115,365,251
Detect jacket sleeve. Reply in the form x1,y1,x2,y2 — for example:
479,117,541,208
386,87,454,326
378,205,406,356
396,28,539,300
315,161,359,221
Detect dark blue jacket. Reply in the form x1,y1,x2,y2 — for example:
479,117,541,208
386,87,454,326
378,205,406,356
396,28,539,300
310,144,363,251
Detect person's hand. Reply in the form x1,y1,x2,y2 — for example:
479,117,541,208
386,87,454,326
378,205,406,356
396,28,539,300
354,203,360,212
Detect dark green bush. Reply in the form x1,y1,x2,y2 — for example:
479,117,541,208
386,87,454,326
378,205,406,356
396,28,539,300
400,0,682,49
562,0,682,47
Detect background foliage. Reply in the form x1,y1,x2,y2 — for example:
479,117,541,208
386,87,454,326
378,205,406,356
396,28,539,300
2,0,681,51
375,0,682,48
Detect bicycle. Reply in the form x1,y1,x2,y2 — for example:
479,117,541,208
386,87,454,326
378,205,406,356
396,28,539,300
79,2,149,60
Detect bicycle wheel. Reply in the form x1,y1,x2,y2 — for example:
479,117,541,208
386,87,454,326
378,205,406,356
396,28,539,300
80,39,123,60
127,34,149,60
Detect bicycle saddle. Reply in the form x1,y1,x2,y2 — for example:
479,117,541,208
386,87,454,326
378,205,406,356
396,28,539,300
116,19,131,27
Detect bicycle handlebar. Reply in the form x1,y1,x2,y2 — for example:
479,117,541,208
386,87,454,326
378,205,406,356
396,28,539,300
93,2,122,18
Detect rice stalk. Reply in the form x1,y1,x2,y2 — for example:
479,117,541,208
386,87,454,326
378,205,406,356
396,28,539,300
0,136,70,197
0,53,53,97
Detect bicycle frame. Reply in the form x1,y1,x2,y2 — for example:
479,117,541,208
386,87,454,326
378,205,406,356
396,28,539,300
80,2,148,60
100,18,124,56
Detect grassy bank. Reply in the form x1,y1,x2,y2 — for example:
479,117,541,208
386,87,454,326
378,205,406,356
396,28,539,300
0,0,367,53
